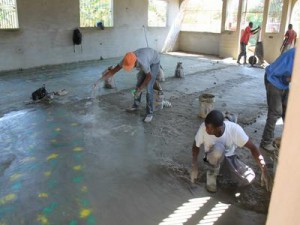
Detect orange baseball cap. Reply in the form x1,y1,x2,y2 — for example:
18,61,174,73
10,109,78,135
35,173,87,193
122,52,137,71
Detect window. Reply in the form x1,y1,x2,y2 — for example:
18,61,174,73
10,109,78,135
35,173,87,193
0,0,19,29
241,0,264,29
181,0,223,33
291,1,300,34
80,0,113,27
148,0,168,27
266,0,283,33
225,0,239,31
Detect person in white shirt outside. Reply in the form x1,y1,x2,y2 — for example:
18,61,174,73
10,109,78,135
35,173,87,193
191,110,270,193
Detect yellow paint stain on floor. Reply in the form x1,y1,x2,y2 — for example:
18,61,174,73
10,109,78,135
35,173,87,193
44,171,52,177
0,194,17,205
80,208,91,218
10,174,22,182
73,165,82,171
55,128,61,132
81,186,88,193
38,193,49,198
51,139,57,143
37,214,48,224
73,147,83,152
71,123,78,126
46,153,58,161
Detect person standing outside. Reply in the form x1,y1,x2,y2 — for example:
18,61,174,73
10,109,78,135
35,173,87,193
260,48,296,152
237,22,261,64
191,110,269,193
280,24,297,54
101,47,160,123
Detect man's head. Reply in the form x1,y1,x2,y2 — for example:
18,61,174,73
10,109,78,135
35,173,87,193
205,110,224,137
249,22,253,28
288,24,293,30
122,52,137,71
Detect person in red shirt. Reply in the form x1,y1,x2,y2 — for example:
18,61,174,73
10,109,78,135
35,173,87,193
237,22,261,64
280,24,297,54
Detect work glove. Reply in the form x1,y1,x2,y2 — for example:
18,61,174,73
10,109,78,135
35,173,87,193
260,170,272,192
132,88,142,99
191,163,198,183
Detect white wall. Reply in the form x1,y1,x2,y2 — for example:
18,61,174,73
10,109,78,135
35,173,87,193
0,0,180,72
178,32,220,56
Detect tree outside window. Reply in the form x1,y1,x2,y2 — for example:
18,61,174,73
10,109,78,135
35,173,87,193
0,0,19,29
181,0,223,33
266,0,283,33
80,0,113,27
148,0,167,27
225,0,239,31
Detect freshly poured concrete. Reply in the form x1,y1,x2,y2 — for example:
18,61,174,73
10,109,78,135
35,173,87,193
0,53,281,225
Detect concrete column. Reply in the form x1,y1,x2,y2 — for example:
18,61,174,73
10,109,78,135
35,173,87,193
266,45,300,225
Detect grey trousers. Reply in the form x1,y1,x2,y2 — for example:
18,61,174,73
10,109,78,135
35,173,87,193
133,62,160,115
205,143,225,169
261,76,289,146
237,42,247,63
205,144,255,185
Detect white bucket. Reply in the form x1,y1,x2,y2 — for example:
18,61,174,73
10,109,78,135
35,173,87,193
198,94,215,118
154,90,164,111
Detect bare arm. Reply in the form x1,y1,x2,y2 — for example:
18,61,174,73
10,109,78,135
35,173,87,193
191,141,200,183
192,141,200,165
244,139,266,173
244,139,271,191
251,26,261,34
102,64,122,80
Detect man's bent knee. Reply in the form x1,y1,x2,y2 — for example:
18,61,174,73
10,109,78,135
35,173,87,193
206,143,225,167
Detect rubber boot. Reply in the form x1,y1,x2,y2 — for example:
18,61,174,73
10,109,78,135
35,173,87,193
206,166,220,193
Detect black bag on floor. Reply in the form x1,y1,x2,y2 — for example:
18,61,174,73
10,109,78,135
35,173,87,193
32,84,48,100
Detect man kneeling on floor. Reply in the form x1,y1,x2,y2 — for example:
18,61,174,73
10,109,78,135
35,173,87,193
191,110,270,193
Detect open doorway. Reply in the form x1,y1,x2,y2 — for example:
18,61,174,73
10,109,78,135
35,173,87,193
239,0,265,62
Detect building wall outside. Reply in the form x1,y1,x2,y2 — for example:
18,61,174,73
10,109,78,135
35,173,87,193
0,0,180,72
179,0,293,63
178,32,220,56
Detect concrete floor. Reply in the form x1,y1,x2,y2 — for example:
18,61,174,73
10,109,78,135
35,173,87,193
0,53,282,225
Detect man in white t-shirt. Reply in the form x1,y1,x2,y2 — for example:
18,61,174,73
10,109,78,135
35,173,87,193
191,110,270,192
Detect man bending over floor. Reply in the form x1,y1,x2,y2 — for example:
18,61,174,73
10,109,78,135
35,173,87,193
101,47,160,123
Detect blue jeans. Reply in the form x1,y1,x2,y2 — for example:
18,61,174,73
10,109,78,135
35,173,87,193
261,76,289,146
133,62,160,115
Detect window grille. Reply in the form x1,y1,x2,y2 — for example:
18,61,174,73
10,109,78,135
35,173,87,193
80,0,113,27
0,0,19,29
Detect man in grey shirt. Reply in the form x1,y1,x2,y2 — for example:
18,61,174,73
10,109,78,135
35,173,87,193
102,47,161,123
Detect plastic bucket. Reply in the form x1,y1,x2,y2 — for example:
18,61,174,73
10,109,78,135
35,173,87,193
154,90,164,111
199,94,215,118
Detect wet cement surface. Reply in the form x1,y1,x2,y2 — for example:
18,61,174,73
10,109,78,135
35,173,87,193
0,53,281,225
